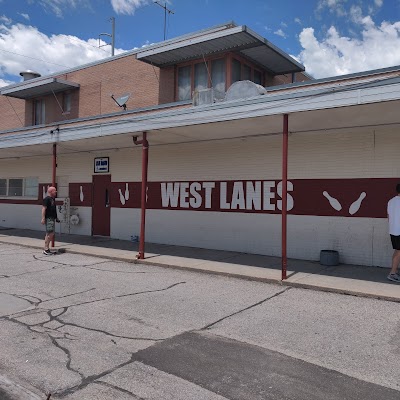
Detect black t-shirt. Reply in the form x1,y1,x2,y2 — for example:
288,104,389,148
43,196,57,219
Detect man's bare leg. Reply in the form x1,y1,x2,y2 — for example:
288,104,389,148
44,232,54,250
390,249,400,275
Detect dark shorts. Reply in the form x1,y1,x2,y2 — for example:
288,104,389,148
45,218,55,234
390,235,400,250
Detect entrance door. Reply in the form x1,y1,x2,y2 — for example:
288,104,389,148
92,175,111,236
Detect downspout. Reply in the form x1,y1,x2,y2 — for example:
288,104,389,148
133,132,149,259
52,142,57,248
282,114,289,280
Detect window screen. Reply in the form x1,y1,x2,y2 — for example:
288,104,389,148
8,179,23,196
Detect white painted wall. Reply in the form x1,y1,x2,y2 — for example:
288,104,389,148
0,127,398,267
0,204,41,230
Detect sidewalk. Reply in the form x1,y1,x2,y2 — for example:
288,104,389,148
0,227,399,303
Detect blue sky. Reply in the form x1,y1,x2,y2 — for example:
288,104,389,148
0,0,400,86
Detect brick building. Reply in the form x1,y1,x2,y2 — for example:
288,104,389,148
1,22,400,269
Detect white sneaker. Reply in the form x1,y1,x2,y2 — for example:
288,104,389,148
387,273,400,283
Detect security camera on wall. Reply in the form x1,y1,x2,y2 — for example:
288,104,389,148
111,93,131,111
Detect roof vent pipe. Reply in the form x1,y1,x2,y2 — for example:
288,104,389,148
19,70,41,81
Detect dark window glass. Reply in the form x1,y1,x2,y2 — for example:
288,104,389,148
194,63,208,92
8,179,23,196
63,93,71,113
231,58,241,84
254,70,262,85
0,179,6,196
34,100,45,125
211,58,226,99
243,64,251,81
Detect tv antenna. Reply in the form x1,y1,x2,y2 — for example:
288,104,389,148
111,93,131,111
154,1,174,40
99,17,115,56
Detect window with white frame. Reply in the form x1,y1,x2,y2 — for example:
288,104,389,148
0,177,38,197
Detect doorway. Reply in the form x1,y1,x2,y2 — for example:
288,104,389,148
92,174,111,236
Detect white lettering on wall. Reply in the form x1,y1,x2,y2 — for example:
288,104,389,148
180,182,190,208
161,182,180,207
246,181,262,211
203,182,215,209
263,181,275,211
189,182,202,208
220,182,230,209
160,180,293,212
231,182,245,210
277,181,294,211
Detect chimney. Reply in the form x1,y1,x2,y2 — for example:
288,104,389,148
19,70,41,81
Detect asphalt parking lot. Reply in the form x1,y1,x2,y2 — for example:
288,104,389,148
0,242,399,399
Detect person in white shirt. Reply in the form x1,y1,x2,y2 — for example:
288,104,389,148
387,183,400,283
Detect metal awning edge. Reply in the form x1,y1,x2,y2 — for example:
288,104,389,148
1,78,80,98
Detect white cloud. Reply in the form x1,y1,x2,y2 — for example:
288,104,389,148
0,23,128,83
294,17,302,24
38,0,90,18
110,0,152,15
19,13,30,21
0,15,12,24
375,0,383,7
298,18,400,78
281,22,288,28
317,0,347,17
274,29,286,38
0,77,14,87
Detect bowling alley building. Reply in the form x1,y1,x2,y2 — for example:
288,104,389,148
1,22,400,269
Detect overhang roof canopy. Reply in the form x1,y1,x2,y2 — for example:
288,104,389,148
1,78,80,99
136,24,305,75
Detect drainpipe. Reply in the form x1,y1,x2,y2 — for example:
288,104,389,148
52,143,57,248
133,132,149,259
282,114,289,280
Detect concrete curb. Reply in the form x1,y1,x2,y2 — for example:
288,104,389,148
1,237,399,304
0,375,43,400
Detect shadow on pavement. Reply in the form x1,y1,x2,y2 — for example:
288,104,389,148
0,227,391,285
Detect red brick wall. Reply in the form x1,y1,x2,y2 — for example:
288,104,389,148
265,71,312,87
0,53,312,131
0,96,25,131
64,55,164,117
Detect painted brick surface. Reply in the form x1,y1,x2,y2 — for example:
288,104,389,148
0,127,398,267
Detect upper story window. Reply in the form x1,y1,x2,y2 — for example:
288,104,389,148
231,56,263,85
33,99,45,125
176,54,263,101
177,57,226,101
63,92,72,114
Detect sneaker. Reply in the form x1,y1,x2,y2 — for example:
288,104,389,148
43,249,53,256
387,273,400,283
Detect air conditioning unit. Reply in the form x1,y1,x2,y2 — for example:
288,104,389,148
193,88,214,106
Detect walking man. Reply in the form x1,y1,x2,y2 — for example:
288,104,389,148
387,183,400,282
41,186,59,255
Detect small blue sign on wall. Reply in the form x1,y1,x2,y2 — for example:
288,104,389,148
94,157,109,173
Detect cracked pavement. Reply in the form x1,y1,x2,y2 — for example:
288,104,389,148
0,243,400,399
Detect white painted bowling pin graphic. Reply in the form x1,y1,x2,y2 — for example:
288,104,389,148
349,192,366,215
323,191,342,211
118,188,126,205
125,183,129,201
42,186,46,199
79,186,84,202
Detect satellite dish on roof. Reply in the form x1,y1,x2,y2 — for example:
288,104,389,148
111,93,131,111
